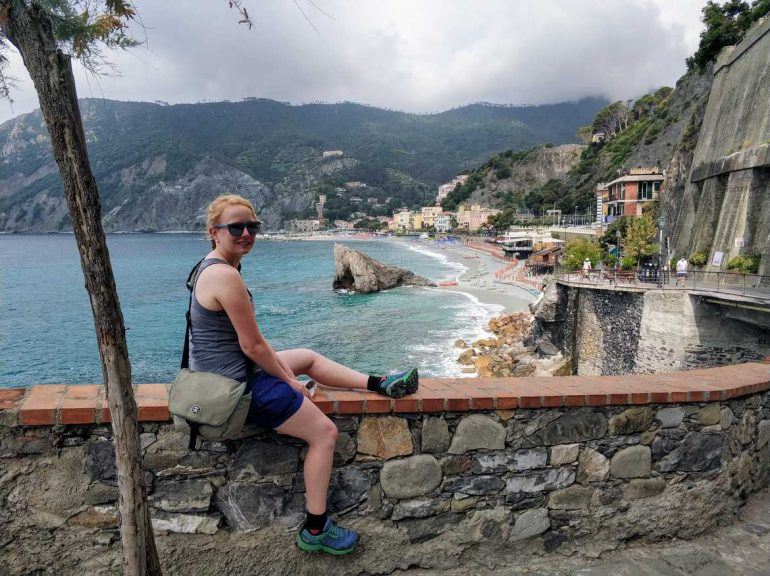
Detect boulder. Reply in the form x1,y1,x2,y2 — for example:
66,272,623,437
548,486,594,510
550,444,580,466
357,416,413,460
696,404,721,426
232,441,299,478
327,467,375,513
609,407,653,435
391,498,451,521
150,478,213,513
442,475,506,496
656,407,685,428
577,447,609,483
528,409,608,446
472,448,547,473
421,417,451,454
380,455,442,499
449,414,506,454
610,446,652,479
506,467,575,494
333,243,435,293
530,279,558,322
509,508,550,541
657,432,724,473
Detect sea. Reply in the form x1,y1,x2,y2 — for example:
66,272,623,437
0,234,509,388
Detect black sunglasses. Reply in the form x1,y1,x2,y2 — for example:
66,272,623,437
214,220,261,236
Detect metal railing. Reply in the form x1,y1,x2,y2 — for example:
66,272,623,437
554,267,770,299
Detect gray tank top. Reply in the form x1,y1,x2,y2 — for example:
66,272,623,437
188,258,258,382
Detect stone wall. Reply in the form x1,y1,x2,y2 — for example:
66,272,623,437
540,283,769,375
667,17,770,273
1,365,769,576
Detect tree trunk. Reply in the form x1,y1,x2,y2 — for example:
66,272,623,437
1,3,162,575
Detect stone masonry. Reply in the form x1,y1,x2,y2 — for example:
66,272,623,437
0,362,769,575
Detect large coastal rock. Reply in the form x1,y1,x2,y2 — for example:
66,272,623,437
333,243,436,293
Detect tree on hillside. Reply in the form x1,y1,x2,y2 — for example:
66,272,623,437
591,101,628,139
0,2,250,575
686,0,770,71
575,125,593,144
624,215,657,268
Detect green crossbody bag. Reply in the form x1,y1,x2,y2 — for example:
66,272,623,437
168,260,252,449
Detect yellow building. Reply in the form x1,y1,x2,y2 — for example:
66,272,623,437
393,210,411,231
410,212,424,230
457,204,500,231
421,205,443,228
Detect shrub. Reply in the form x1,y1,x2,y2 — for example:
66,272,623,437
688,250,708,267
727,253,761,274
564,238,604,270
621,256,636,270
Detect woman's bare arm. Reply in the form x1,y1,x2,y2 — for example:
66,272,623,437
207,266,307,395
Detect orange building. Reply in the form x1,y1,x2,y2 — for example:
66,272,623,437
598,168,663,224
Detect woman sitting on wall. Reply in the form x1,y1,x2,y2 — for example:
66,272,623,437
188,193,418,555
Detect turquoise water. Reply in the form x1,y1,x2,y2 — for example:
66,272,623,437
0,234,501,387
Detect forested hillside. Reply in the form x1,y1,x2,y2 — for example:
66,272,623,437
0,96,605,231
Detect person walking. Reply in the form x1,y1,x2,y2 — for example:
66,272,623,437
676,257,688,287
187,193,418,555
581,258,592,279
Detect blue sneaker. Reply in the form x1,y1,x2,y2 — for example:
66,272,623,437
296,518,359,555
376,368,419,399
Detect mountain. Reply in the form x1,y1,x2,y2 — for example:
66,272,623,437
450,70,712,221
0,97,606,231
441,143,585,211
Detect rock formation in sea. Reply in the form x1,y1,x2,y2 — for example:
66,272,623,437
332,243,436,293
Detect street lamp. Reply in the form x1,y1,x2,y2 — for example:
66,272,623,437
615,229,622,272
657,215,665,287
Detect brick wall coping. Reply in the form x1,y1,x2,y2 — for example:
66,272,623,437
1,360,768,427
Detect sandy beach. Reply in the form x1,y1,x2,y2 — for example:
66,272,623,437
389,238,539,313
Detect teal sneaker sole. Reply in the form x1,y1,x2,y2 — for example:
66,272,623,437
295,532,359,555
384,368,419,399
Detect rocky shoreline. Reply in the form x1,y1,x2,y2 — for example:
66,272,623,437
456,280,571,378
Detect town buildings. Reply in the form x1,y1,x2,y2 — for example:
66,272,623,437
390,203,499,232
597,167,663,224
436,174,469,203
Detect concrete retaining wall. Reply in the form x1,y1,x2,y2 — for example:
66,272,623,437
544,284,769,375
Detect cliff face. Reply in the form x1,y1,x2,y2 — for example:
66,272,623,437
665,17,770,274
467,144,584,208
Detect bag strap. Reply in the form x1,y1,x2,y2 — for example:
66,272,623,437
180,258,205,370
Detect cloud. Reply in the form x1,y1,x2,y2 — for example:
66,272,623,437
0,0,705,123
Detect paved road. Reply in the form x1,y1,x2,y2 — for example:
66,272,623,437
399,488,770,575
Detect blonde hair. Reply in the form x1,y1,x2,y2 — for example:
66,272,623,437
206,194,258,249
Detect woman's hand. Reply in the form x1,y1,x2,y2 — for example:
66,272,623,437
288,378,311,399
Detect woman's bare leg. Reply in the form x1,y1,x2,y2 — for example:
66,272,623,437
274,397,338,514
277,348,369,390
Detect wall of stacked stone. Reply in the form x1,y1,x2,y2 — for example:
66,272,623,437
1,378,769,575
540,283,769,375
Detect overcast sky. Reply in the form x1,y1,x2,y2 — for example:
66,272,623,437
0,0,707,123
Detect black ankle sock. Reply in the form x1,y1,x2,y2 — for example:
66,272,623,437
304,511,328,534
367,374,384,391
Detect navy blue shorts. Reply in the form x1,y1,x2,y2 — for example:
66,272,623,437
245,372,304,429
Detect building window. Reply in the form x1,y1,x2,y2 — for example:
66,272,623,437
638,181,658,200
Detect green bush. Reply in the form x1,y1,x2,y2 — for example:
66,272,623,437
564,239,604,270
727,253,761,274
621,256,636,270
688,250,708,267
